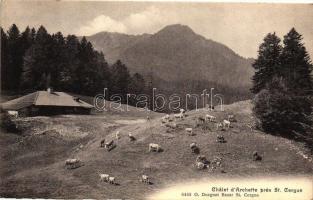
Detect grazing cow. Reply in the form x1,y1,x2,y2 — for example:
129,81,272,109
174,113,184,119
128,133,136,141
190,142,197,149
216,135,226,143
8,111,18,118
99,174,110,182
190,142,200,154
141,175,150,184
165,123,177,129
198,116,205,123
104,140,116,151
115,131,120,140
196,161,206,170
211,156,222,168
205,114,216,122
163,114,170,121
185,128,194,136
108,177,115,184
100,139,106,147
228,114,236,122
206,104,215,110
65,158,81,169
222,119,231,128
196,155,209,164
216,122,223,130
149,143,160,152
65,159,79,165
252,151,262,161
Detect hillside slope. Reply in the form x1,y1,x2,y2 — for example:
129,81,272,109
1,101,312,199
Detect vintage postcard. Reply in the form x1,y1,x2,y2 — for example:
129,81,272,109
0,1,312,199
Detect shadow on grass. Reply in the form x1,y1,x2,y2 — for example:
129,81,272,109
263,128,313,154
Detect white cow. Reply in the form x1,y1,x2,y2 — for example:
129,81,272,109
163,114,170,120
65,159,79,165
223,119,231,128
216,122,223,130
115,131,120,140
190,142,197,149
99,174,110,182
196,161,206,170
128,133,136,141
149,143,160,152
205,114,216,122
8,111,18,118
185,128,194,135
141,175,150,184
190,142,199,153
108,176,115,184
104,140,115,151
174,113,184,119
65,158,81,169
161,118,166,124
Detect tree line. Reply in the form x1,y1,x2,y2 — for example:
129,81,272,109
251,28,313,141
1,24,146,102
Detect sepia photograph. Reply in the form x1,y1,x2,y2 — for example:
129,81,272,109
0,1,312,199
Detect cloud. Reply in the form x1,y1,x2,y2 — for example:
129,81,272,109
77,6,179,36
124,6,178,34
77,15,127,36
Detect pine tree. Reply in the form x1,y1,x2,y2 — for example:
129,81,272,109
1,27,9,90
129,73,146,95
128,73,146,106
60,35,80,91
110,60,131,102
251,33,282,94
252,29,313,138
280,28,313,96
21,25,53,90
76,37,96,95
20,26,33,52
30,28,36,42
7,24,22,90
50,32,66,89
94,51,111,94
2,24,115,100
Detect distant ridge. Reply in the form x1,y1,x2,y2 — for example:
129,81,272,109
85,24,254,102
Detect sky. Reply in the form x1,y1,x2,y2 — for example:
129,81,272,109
1,1,313,59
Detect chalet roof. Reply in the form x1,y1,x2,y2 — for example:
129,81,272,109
1,91,93,110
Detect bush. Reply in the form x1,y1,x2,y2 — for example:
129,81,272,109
0,112,19,133
253,78,312,138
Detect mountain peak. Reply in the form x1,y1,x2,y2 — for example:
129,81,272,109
85,24,253,90
156,24,195,35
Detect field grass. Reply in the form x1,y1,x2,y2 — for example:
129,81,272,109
0,100,312,199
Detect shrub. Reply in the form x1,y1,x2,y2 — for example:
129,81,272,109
0,112,19,133
253,77,312,138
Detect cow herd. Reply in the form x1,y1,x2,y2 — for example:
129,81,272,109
65,108,262,186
